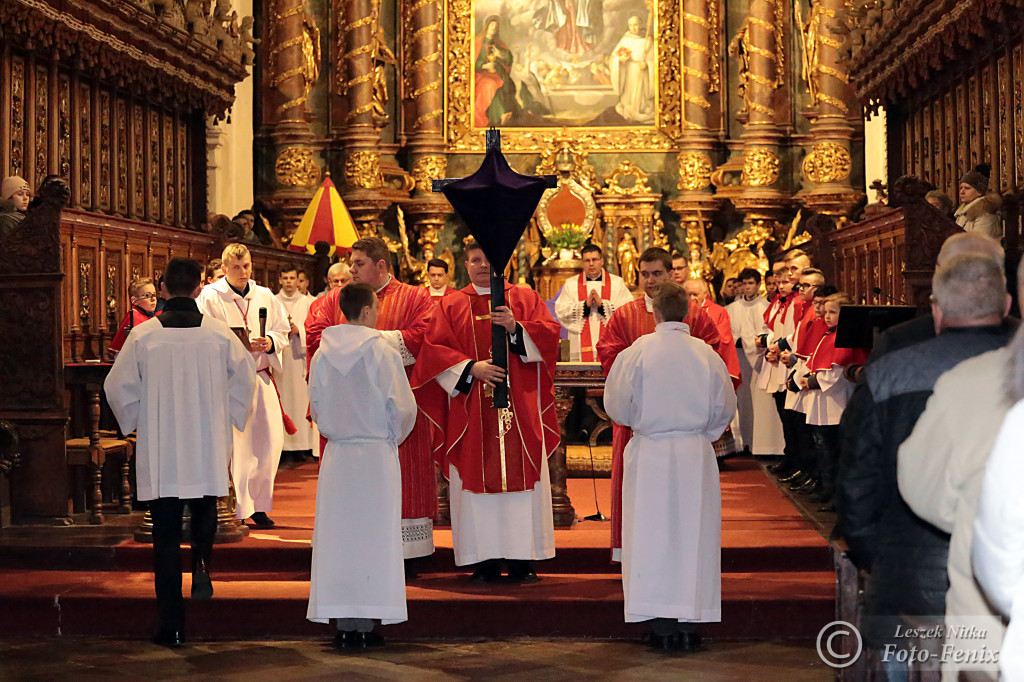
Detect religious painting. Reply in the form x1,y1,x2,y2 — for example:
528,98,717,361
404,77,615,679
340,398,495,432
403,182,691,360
445,0,681,151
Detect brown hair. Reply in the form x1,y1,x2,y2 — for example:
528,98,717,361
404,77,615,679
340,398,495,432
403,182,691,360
129,277,154,299
652,282,690,322
639,247,672,270
825,292,854,307
351,237,391,265
205,259,223,280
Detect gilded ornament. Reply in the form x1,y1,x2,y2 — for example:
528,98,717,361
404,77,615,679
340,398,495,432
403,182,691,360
606,161,653,195
275,147,321,187
411,155,447,193
741,148,780,186
802,142,852,184
677,151,713,191
345,151,383,189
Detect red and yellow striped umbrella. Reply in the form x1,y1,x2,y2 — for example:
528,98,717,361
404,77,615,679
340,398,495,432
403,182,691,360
289,175,360,256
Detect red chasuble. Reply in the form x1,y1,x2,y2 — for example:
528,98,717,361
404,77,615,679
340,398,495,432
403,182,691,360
596,297,733,555
411,284,561,494
304,277,438,520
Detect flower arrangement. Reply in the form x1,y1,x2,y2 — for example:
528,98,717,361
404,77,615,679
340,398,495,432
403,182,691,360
546,222,589,250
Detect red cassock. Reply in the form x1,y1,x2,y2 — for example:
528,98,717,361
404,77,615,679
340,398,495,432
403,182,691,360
596,297,737,556
108,306,158,356
410,284,561,494
305,278,438,521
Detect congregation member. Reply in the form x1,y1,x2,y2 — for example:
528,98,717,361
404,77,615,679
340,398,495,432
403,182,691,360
605,282,735,652
720,277,739,305
554,244,634,362
411,242,560,583
204,259,224,286
306,237,437,563
107,277,160,358
197,243,292,528
840,252,1012,679
426,258,457,300
597,247,736,561
297,270,311,295
306,283,417,650
972,365,1024,682
104,258,257,647
799,293,865,509
897,254,1021,681
0,175,31,237
726,268,784,456
274,266,316,457
317,262,352,297
954,164,1002,240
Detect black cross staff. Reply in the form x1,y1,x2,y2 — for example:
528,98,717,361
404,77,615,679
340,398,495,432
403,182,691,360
431,129,556,408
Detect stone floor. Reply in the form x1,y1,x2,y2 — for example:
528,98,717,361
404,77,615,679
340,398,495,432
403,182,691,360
0,638,833,681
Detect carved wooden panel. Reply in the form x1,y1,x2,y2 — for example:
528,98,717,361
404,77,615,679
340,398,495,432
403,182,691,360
148,109,160,222
79,82,92,208
177,118,188,226
58,74,70,182
9,56,25,178
99,91,111,212
77,245,96,331
104,249,123,332
115,97,128,215
34,64,48,190
131,103,144,218
163,113,175,226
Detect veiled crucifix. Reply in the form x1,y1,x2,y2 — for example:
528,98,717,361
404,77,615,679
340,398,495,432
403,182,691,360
432,129,556,408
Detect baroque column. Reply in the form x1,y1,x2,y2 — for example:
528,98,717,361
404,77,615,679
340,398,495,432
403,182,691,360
266,0,324,225
795,0,863,218
668,0,720,270
401,0,451,253
726,0,789,237
336,0,391,234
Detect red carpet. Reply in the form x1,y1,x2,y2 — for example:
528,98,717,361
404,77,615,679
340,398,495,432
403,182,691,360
0,457,835,640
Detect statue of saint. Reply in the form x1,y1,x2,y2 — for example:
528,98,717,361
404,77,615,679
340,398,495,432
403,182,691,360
617,231,640,287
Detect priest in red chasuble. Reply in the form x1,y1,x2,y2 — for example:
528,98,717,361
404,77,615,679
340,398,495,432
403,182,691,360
411,242,561,584
597,247,740,560
305,237,438,562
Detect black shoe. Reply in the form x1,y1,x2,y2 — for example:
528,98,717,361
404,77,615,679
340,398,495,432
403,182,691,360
507,560,540,584
470,560,502,583
808,490,832,504
404,559,420,581
767,462,788,473
333,630,359,649
191,560,213,600
778,469,803,483
153,627,185,648
248,512,275,528
680,632,702,652
356,630,385,648
642,631,681,651
794,480,821,496
818,503,837,513
789,475,816,491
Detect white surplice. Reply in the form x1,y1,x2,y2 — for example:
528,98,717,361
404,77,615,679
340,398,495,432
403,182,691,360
306,324,417,625
104,316,257,501
436,284,556,566
274,290,315,451
197,278,291,518
756,297,799,394
554,271,635,361
726,296,784,455
605,321,736,623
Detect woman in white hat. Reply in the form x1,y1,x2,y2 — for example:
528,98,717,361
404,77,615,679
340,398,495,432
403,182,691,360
0,176,31,238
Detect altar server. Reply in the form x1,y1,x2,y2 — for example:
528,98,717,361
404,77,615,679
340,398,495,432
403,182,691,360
105,258,256,647
307,283,417,648
605,281,735,651
197,243,292,527
274,266,316,454
554,244,634,361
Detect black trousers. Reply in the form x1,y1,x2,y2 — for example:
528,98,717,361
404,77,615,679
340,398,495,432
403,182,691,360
150,496,217,629
774,391,803,470
809,425,841,497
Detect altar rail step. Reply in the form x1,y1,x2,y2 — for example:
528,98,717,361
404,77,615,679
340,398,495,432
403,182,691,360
0,569,835,640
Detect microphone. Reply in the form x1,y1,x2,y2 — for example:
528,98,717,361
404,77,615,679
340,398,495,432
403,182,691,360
259,307,267,338
872,287,909,305
578,428,609,523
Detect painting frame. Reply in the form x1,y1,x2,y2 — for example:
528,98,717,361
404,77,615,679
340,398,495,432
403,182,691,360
444,0,682,152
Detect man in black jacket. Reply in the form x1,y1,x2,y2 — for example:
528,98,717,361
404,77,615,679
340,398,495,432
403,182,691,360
837,251,1014,678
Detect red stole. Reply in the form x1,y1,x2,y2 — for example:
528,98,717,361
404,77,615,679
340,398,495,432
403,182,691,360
411,284,561,494
577,272,612,362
